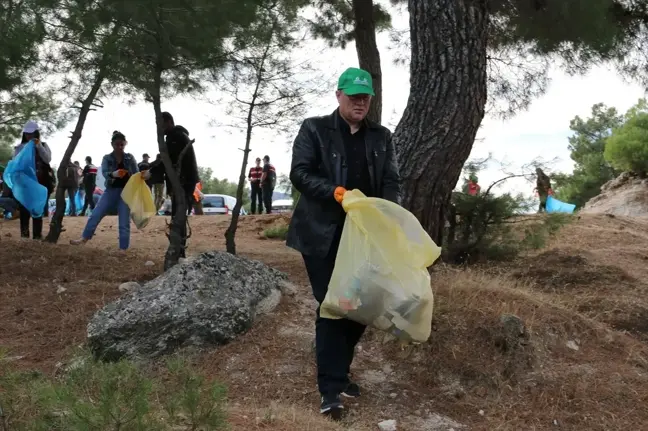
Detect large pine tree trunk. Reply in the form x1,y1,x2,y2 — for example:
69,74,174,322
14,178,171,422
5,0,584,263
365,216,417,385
352,0,382,124
393,0,488,245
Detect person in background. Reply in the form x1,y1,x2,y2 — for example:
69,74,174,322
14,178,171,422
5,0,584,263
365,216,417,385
70,131,139,250
144,112,198,257
149,153,166,211
248,157,264,214
81,156,98,215
14,121,53,239
193,180,204,215
74,161,85,212
286,67,400,419
260,155,276,214
464,174,481,196
536,167,553,213
138,153,152,191
59,161,80,216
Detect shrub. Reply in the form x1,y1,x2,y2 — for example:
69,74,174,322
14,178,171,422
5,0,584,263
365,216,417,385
263,224,289,240
604,112,648,175
444,190,571,264
0,351,228,431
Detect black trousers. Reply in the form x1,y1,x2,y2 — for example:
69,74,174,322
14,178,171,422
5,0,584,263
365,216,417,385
82,185,96,215
19,201,49,239
302,230,366,396
262,183,273,214
250,182,263,214
170,183,196,258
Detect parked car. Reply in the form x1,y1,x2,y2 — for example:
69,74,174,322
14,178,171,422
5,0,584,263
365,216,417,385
272,199,293,213
201,194,247,216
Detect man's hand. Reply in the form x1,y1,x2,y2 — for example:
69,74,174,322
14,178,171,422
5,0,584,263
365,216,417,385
334,186,347,204
141,170,151,180
112,169,128,178
33,138,40,145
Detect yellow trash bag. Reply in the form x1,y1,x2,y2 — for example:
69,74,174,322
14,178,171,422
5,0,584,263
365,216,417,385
320,190,441,343
121,173,156,230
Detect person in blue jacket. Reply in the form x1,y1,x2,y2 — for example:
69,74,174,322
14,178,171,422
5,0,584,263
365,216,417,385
14,121,54,239
70,131,139,249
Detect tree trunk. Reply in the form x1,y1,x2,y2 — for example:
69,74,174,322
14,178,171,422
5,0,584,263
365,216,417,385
393,0,488,245
151,68,187,270
45,70,105,243
352,0,382,124
224,142,251,255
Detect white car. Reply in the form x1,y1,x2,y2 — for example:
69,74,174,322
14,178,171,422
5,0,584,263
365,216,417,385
272,199,293,213
202,194,247,215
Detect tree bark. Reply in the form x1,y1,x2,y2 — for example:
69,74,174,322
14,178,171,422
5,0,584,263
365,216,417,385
393,0,488,245
352,0,382,124
45,69,105,243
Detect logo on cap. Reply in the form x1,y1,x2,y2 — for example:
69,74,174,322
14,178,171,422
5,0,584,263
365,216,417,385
354,77,369,86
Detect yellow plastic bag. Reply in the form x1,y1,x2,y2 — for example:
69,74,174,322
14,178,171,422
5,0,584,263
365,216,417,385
320,190,441,343
121,173,156,230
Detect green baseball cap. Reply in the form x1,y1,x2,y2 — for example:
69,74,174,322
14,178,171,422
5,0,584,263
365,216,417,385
337,67,375,96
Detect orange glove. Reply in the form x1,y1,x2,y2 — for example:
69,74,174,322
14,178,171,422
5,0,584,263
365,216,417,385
334,186,346,204
33,138,40,145
117,169,129,178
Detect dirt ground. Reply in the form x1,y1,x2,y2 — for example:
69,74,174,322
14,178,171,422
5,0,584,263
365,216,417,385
2,213,648,430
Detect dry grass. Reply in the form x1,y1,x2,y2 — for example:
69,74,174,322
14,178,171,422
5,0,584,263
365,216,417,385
2,213,648,429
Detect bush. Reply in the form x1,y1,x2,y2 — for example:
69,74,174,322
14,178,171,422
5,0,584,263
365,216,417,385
444,191,571,264
604,112,648,175
0,351,228,431
263,224,289,240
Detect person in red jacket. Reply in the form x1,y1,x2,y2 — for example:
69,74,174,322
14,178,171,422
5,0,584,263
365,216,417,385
248,157,263,214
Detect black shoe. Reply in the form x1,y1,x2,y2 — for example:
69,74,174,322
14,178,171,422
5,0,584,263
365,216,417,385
320,394,343,420
341,382,361,398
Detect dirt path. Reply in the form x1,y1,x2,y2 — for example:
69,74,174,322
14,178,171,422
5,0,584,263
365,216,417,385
3,214,648,430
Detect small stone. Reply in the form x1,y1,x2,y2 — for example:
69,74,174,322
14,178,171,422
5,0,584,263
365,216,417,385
118,282,140,293
144,261,155,267
566,340,579,351
479,410,485,416
56,286,67,294
389,392,398,398
378,419,397,431
553,419,559,426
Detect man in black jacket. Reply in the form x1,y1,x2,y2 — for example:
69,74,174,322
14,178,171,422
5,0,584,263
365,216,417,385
286,67,400,419
144,112,199,256
145,112,199,215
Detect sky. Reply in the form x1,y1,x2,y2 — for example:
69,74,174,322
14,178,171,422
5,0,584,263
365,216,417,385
43,6,647,199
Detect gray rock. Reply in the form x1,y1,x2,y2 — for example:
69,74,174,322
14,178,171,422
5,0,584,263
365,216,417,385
378,419,397,431
498,314,528,352
118,282,140,293
87,251,287,360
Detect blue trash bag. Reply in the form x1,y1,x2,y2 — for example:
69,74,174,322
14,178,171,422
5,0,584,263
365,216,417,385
63,191,84,215
3,141,48,218
546,196,576,214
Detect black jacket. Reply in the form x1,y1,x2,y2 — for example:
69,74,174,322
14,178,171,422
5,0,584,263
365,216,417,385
286,110,400,258
149,125,199,188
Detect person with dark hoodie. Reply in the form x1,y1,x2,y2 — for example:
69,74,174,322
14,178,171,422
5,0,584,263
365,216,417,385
148,153,166,210
143,112,198,256
70,131,138,250
81,156,98,215
13,121,54,239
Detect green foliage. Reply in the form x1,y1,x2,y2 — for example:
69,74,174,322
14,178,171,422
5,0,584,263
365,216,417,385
0,351,228,431
307,0,393,48
605,111,648,176
553,102,624,208
198,166,250,207
277,174,300,207
263,224,289,240
0,0,50,91
445,169,572,264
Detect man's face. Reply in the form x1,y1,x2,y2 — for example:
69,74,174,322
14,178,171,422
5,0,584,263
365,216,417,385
162,120,172,133
255,159,261,167
336,91,371,123
143,157,149,162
